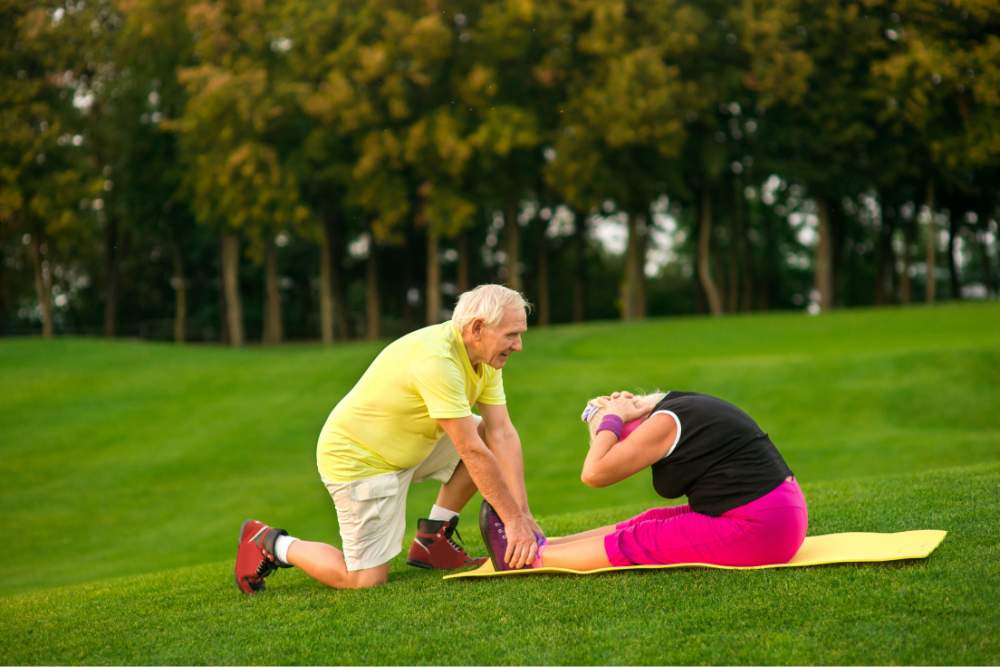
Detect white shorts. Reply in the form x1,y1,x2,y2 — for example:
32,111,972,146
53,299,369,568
322,427,469,571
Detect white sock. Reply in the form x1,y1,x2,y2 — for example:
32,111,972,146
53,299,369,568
429,504,460,522
274,534,298,565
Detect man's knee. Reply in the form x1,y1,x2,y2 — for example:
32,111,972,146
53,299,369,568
344,564,390,589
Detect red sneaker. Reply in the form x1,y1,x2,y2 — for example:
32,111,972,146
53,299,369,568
234,519,290,594
406,516,486,570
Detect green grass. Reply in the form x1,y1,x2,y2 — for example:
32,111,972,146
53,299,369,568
1,302,999,664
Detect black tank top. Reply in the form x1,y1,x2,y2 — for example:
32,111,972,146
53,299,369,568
649,391,792,516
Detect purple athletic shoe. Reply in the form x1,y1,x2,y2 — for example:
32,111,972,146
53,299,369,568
478,500,544,571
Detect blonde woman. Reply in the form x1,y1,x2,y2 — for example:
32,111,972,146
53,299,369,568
480,390,807,571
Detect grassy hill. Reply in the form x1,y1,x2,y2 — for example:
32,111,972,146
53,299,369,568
1,303,998,664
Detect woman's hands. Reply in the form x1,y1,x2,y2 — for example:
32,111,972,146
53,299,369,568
592,391,648,422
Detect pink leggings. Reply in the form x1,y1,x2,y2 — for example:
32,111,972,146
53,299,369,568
604,477,808,567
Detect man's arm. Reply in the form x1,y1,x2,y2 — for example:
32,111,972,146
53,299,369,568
437,415,539,569
476,402,542,536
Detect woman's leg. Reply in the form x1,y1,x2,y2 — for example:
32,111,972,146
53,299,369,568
547,504,691,546
537,533,614,570
606,482,808,567
545,524,618,546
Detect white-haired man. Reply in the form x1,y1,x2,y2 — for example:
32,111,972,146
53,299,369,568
234,284,543,592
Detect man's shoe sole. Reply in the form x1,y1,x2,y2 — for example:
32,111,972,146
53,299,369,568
405,557,487,570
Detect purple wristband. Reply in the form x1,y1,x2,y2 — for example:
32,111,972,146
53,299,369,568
597,414,624,439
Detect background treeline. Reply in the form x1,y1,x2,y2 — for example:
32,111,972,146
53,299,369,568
2,0,998,344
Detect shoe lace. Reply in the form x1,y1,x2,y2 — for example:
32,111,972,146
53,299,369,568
255,553,278,579
446,526,469,553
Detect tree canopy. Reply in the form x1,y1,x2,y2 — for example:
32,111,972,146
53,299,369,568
1,0,997,342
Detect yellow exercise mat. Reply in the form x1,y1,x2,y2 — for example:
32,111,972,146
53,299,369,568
443,530,947,580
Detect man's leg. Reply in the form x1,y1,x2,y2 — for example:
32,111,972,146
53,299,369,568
434,459,477,512
406,429,485,569
429,417,487,514
284,541,389,589
234,520,390,593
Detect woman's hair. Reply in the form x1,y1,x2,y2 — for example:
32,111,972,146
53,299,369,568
452,284,531,332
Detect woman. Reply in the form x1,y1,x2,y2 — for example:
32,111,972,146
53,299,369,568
480,390,807,571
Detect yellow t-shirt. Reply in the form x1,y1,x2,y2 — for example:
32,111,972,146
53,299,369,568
316,321,506,482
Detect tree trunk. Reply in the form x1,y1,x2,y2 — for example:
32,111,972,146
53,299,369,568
221,232,244,347
0,244,7,335
947,210,962,300
923,180,937,304
457,230,471,294
724,184,740,312
759,212,777,310
572,209,588,323
976,207,997,297
636,215,647,318
734,178,753,311
262,237,283,344
831,198,848,305
366,231,381,340
103,213,119,337
535,219,550,326
172,243,187,343
322,215,349,340
874,197,897,305
815,197,834,312
698,187,723,316
725,232,739,313
401,227,417,329
504,199,521,292
29,233,54,338
621,213,644,320
900,217,915,305
218,246,229,344
319,219,335,344
426,229,441,324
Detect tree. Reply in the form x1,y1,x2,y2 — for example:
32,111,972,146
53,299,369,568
547,1,690,320
116,0,197,342
289,0,371,342
0,3,100,337
759,2,887,311
175,0,307,346
873,0,1000,304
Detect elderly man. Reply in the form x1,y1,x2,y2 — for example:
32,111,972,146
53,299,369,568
234,284,542,592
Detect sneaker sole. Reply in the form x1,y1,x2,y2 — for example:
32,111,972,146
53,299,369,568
405,557,486,570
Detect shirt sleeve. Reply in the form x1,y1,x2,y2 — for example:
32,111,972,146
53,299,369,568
477,368,506,405
411,355,473,419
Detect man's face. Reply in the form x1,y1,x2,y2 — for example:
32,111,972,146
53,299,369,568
470,306,527,369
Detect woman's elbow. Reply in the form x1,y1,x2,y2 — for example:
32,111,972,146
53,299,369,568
580,469,608,488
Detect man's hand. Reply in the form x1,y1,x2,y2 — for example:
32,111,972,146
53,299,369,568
503,515,539,569
524,512,545,540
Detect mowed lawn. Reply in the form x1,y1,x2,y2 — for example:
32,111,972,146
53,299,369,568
1,302,998,664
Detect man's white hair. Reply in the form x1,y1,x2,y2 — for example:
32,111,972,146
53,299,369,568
452,284,531,332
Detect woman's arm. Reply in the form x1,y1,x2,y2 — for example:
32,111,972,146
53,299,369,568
581,406,676,487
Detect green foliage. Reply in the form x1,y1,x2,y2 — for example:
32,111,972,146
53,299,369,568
1,0,999,337
174,0,307,259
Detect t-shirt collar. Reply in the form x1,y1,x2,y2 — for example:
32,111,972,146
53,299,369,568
450,321,484,378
